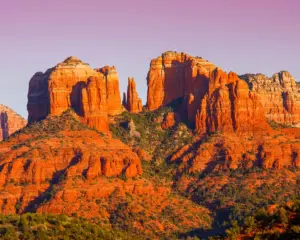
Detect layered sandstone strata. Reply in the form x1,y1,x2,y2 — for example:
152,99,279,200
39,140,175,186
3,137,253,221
27,56,123,131
0,112,142,214
146,51,215,112
146,51,270,134
195,68,269,134
171,129,300,174
0,104,27,140
240,71,300,126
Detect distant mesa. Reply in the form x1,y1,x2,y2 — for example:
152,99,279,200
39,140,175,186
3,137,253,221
240,71,300,125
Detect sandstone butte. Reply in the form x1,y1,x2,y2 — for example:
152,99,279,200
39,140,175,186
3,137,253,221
124,77,143,113
146,51,271,134
0,104,27,141
27,56,123,131
240,71,300,126
0,51,299,236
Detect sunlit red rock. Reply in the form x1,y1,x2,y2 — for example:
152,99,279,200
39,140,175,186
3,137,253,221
125,77,143,113
0,104,27,141
27,56,123,131
146,51,270,135
240,71,300,126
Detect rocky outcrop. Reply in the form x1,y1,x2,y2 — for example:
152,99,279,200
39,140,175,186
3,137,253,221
124,77,143,113
146,52,270,135
146,51,215,112
0,112,142,214
240,71,300,126
195,69,270,135
27,56,123,131
161,112,178,129
0,104,27,141
171,129,300,174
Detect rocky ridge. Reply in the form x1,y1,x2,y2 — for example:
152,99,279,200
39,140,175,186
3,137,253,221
240,71,300,126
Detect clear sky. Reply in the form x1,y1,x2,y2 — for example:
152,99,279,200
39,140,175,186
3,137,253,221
0,0,299,118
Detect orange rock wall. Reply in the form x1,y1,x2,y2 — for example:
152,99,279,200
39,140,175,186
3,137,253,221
146,52,270,134
27,57,123,131
240,71,300,126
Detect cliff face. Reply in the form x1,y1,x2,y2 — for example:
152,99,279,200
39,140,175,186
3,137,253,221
27,57,123,131
146,52,270,135
195,69,269,134
240,71,300,126
125,77,143,113
0,104,27,141
146,51,216,113
171,129,300,174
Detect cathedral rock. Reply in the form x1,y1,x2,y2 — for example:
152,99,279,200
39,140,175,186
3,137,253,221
146,51,270,134
27,57,123,131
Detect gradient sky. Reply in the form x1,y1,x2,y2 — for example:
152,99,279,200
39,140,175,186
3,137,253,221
0,0,299,118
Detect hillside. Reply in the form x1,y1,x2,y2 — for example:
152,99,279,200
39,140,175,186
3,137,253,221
0,110,212,238
0,52,299,239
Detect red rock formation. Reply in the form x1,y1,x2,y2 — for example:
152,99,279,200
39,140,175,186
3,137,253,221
0,104,27,141
0,112,142,214
146,51,215,112
27,57,123,131
240,71,300,126
125,77,143,113
195,69,269,134
161,112,178,129
171,130,300,174
146,52,270,135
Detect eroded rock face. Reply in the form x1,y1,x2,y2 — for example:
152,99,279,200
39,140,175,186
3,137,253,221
146,52,270,135
171,129,300,174
27,57,123,131
195,69,269,134
124,77,143,113
146,51,215,112
0,114,142,214
0,105,27,141
240,71,300,126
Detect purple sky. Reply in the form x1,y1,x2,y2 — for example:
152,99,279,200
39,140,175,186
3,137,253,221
0,0,299,118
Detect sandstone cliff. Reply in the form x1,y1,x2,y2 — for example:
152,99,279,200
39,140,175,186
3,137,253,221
146,51,270,135
146,51,215,112
27,56,123,131
240,71,300,126
0,104,27,141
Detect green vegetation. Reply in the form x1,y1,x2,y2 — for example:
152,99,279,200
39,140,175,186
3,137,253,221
0,213,141,240
110,107,193,182
7,109,104,141
223,200,300,239
267,120,293,129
